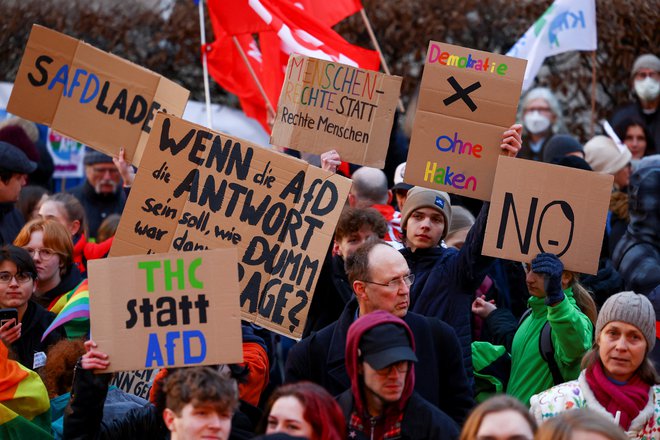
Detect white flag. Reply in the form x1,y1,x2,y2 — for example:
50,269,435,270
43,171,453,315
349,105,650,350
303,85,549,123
507,0,597,91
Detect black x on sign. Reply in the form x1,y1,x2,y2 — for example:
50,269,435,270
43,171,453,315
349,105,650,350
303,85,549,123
443,76,481,112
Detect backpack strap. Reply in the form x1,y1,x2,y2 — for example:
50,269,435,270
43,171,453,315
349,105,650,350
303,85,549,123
538,322,564,385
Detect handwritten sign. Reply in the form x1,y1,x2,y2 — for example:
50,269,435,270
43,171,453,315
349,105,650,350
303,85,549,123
482,156,613,274
271,55,402,168
405,41,527,200
7,24,189,166
88,250,243,373
111,369,159,400
110,113,352,339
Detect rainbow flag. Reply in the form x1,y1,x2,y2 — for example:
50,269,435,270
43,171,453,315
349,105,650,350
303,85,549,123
42,279,90,341
0,343,52,439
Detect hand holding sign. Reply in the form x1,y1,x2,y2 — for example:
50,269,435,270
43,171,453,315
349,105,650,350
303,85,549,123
81,340,110,372
500,124,523,157
320,150,342,173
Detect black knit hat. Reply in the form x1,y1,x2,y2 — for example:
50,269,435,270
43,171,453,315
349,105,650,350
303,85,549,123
542,134,584,163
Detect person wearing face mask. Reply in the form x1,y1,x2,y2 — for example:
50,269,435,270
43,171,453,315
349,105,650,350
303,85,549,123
518,87,567,161
611,54,660,151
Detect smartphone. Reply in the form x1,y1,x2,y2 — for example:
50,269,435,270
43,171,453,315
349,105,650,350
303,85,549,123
0,308,18,328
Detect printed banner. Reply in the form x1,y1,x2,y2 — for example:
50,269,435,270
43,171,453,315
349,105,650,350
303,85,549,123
271,55,401,168
47,130,85,178
110,113,352,339
406,41,527,200
7,24,189,166
482,156,613,274
88,250,243,373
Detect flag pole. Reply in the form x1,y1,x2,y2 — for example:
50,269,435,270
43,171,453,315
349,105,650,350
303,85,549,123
198,0,213,129
232,37,277,120
359,9,405,113
590,51,597,139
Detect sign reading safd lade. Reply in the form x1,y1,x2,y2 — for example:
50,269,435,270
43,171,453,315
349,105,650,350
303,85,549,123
88,250,243,373
271,54,402,168
110,113,352,339
405,41,527,200
7,24,189,166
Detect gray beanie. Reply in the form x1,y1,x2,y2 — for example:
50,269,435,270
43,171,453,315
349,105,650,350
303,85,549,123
596,291,656,351
448,205,475,235
401,187,452,239
631,54,660,79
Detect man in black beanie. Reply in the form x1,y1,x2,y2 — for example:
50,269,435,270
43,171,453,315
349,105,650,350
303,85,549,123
69,148,126,239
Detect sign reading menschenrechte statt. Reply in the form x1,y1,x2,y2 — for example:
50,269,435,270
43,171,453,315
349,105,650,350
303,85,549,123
88,250,243,373
271,55,402,168
405,41,527,200
7,24,189,166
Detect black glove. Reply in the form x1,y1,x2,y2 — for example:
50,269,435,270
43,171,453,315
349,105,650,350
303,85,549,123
531,253,564,306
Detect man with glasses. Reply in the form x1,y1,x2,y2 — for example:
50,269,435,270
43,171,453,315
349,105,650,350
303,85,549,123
70,149,127,239
0,245,64,370
338,310,458,439
286,239,474,425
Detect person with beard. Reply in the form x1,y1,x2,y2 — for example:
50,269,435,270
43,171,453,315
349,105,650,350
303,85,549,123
338,310,458,439
517,87,567,162
69,149,126,240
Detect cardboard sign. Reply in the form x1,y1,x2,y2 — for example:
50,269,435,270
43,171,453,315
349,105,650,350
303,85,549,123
111,369,159,400
7,25,189,166
271,55,402,168
482,156,613,274
110,113,352,339
406,41,527,200
88,250,243,373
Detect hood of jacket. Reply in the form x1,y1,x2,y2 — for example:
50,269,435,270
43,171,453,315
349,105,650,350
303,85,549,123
345,310,415,418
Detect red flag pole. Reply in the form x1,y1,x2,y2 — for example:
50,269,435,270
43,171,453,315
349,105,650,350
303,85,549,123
359,9,404,113
232,37,276,121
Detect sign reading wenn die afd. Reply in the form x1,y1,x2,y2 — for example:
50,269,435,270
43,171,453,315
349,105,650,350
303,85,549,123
405,41,527,200
7,24,189,166
88,250,243,373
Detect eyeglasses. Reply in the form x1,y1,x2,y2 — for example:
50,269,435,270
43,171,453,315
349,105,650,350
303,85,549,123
362,274,415,289
23,247,57,260
91,166,120,176
0,271,34,285
524,106,553,115
375,361,410,376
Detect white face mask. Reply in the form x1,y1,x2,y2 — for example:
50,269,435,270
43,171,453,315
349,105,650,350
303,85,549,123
523,111,552,134
635,77,660,101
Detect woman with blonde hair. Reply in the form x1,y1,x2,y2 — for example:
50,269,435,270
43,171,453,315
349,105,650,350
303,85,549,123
460,395,536,440
13,219,83,313
531,291,660,439
535,408,627,440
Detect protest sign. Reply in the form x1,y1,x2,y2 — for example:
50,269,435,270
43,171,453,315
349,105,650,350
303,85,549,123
7,24,189,166
271,55,402,168
405,41,527,200
111,369,159,400
110,113,352,339
482,156,613,274
88,249,243,373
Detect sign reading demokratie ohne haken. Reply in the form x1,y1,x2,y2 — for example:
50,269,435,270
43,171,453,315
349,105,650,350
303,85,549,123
7,24,189,166
271,55,402,168
405,41,526,200
88,250,243,373
110,113,352,339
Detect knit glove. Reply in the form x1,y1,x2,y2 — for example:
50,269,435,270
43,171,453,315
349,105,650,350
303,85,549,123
531,252,564,306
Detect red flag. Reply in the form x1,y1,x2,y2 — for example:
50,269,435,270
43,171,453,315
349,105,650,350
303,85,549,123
284,0,363,27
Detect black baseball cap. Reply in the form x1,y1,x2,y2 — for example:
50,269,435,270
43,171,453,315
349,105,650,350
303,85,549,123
359,323,417,370
0,141,37,174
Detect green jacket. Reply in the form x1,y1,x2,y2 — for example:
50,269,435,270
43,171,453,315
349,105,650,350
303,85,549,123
507,287,593,405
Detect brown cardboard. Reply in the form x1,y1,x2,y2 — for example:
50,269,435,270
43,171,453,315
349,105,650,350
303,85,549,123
406,41,527,200
110,113,352,339
88,249,243,373
482,156,614,275
271,55,402,168
7,24,189,166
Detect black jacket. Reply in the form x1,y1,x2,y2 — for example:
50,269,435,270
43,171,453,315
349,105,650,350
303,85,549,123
302,252,353,337
401,203,493,373
285,298,474,425
0,203,25,246
11,300,65,369
69,181,126,240
337,390,459,440
34,264,84,310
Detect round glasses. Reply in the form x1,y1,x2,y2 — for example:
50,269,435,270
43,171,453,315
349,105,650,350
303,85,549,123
24,247,58,260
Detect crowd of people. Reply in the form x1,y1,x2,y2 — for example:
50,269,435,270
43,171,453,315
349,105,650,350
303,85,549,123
0,51,659,440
